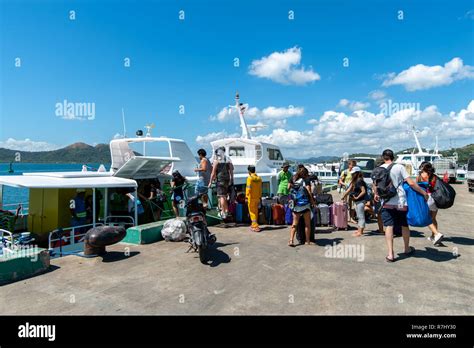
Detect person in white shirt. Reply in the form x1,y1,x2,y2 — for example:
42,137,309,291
374,149,428,262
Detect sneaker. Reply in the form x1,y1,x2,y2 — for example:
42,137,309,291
433,233,444,245
427,235,434,243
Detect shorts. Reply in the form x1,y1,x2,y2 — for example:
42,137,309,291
292,203,311,214
381,207,408,227
195,179,208,195
216,181,230,197
427,195,438,212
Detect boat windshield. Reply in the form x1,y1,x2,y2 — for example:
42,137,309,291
128,141,171,157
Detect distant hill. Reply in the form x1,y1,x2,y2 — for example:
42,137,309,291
0,142,111,164
0,142,473,165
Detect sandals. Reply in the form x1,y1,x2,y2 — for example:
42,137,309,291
385,256,395,263
250,227,261,233
288,240,295,247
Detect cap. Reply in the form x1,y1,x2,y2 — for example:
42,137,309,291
350,166,361,174
281,162,290,168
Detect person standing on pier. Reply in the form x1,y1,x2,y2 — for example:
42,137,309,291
246,165,263,232
374,149,428,262
209,146,234,220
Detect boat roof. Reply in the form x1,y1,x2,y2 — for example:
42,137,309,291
211,138,280,148
0,173,137,189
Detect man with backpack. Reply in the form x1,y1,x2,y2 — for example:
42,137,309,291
372,149,428,262
209,146,234,219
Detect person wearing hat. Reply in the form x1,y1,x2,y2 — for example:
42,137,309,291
246,165,262,232
341,166,368,237
70,189,87,228
277,162,292,198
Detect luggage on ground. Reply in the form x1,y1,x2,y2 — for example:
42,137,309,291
403,182,432,227
161,218,187,241
314,193,333,205
316,203,331,226
235,203,249,223
264,204,273,225
431,175,456,209
296,215,316,244
262,197,278,207
258,208,267,225
331,202,348,230
284,204,293,225
272,204,285,225
278,195,291,206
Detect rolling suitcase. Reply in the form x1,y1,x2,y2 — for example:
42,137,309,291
315,193,334,205
235,203,243,223
284,205,293,225
272,204,285,225
258,209,267,225
331,202,348,230
317,204,331,226
262,197,279,207
242,203,250,223
296,215,316,244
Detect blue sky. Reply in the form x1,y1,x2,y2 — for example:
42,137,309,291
1,0,473,157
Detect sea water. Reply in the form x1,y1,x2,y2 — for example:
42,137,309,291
0,163,109,210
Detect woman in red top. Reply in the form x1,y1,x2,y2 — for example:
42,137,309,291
417,162,444,245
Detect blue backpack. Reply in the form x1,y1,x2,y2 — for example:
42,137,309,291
292,183,310,207
403,182,432,227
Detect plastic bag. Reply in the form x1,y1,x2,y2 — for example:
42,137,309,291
403,183,432,227
161,218,187,242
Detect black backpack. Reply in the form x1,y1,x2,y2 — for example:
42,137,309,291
371,163,397,200
431,176,456,209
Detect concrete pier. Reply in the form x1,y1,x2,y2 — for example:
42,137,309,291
0,183,472,315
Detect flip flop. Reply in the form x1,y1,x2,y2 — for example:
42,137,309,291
385,256,395,262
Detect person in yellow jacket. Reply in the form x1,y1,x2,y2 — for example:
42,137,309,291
246,165,263,232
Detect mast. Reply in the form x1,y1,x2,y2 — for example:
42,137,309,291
412,127,423,154
235,92,251,139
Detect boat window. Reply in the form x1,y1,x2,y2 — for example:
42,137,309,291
267,148,283,161
424,156,431,162
229,147,246,157
255,145,262,160
128,141,170,157
402,156,411,161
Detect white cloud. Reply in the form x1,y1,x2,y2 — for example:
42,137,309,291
382,58,474,91
211,105,304,123
195,131,240,145
337,99,370,111
0,138,61,152
368,90,387,100
249,47,320,85
242,100,474,157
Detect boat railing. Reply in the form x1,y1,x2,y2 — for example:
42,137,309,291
48,223,103,257
0,229,16,255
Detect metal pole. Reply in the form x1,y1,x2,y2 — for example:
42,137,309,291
104,188,108,223
0,185,3,211
92,188,96,228
134,188,138,226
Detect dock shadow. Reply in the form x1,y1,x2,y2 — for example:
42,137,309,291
101,251,140,263
443,236,474,246
398,247,460,262
316,227,335,234
315,237,344,247
260,225,288,231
